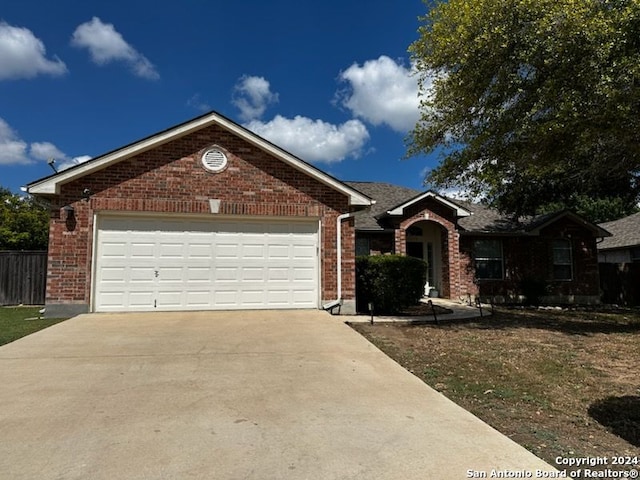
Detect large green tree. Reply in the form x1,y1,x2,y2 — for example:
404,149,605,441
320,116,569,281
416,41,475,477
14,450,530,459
409,0,640,221
0,187,49,250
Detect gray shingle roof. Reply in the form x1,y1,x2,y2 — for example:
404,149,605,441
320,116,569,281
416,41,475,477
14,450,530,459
598,212,640,250
347,181,609,236
345,181,421,230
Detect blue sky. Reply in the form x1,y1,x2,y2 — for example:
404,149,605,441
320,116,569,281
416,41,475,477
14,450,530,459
0,0,436,194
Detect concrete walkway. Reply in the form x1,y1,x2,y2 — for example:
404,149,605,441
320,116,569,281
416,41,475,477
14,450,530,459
0,310,554,480
348,298,493,324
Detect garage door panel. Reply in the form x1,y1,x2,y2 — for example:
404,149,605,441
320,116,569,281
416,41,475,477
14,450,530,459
98,292,126,307
267,290,290,304
242,244,265,259
187,243,212,258
156,290,184,307
241,267,264,281
293,267,315,282
268,267,289,281
293,245,315,258
216,244,239,258
94,216,319,312
187,267,210,282
158,243,184,258
241,290,266,305
130,243,155,258
185,290,212,306
213,290,239,306
100,242,127,258
129,267,156,282
268,245,290,259
128,291,155,308
158,267,184,282
100,267,127,282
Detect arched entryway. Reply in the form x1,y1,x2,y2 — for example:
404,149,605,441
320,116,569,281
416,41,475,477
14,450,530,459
406,220,446,297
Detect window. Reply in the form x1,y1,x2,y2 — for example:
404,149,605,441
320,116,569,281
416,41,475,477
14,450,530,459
356,237,370,256
474,239,503,280
632,247,640,263
552,239,573,280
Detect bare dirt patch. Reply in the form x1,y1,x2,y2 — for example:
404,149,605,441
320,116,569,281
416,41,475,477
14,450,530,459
352,307,640,476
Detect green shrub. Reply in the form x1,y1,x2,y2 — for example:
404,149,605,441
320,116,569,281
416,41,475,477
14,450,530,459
356,255,427,314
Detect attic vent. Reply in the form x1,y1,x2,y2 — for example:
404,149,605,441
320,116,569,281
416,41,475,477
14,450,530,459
201,147,228,173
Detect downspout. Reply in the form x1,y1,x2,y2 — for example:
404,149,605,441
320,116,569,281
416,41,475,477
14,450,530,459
323,211,357,312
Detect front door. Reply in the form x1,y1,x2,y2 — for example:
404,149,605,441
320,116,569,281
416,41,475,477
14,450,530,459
406,222,443,297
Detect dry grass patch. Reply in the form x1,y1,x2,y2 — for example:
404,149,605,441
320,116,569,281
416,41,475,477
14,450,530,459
352,307,640,474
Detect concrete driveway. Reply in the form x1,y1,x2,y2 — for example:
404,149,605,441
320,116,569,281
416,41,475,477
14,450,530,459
0,310,555,479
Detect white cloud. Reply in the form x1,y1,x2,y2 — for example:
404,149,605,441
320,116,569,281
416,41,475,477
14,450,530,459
57,155,92,171
0,118,29,164
29,141,68,162
0,22,67,80
245,115,369,163
0,117,89,170
71,17,159,80
232,75,279,121
338,55,423,133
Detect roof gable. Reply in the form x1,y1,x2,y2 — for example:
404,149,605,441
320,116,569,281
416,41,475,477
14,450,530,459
383,190,471,218
27,111,372,207
459,207,610,237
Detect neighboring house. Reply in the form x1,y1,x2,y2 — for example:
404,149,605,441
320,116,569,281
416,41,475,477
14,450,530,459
27,111,373,317
346,182,610,305
597,212,640,263
597,212,640,306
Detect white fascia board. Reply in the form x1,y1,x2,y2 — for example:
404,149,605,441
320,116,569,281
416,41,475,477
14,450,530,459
27,112,373,207
386,192,471,217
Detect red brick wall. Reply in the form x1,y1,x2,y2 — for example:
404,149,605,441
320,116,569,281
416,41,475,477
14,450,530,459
459,219,601,302
45,124,353,308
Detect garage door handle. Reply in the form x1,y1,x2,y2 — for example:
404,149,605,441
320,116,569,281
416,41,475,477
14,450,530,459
154,270,159,277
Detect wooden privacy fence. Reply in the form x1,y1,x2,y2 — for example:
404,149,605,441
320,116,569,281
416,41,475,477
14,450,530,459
0,251,47,305
599,263,640,306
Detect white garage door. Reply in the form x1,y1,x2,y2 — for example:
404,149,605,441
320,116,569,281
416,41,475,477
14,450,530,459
94,215,319,312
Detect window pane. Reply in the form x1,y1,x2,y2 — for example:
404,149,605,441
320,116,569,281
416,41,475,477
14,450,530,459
552,239,572,280
476,260,503,279
553,248,571,264
475,239,501,259
552,240,571,264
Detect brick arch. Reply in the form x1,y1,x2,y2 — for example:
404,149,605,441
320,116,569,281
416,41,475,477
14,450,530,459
393,206,462,299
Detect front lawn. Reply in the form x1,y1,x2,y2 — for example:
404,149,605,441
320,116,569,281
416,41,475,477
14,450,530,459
352,307,640,476
0,306,67,346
